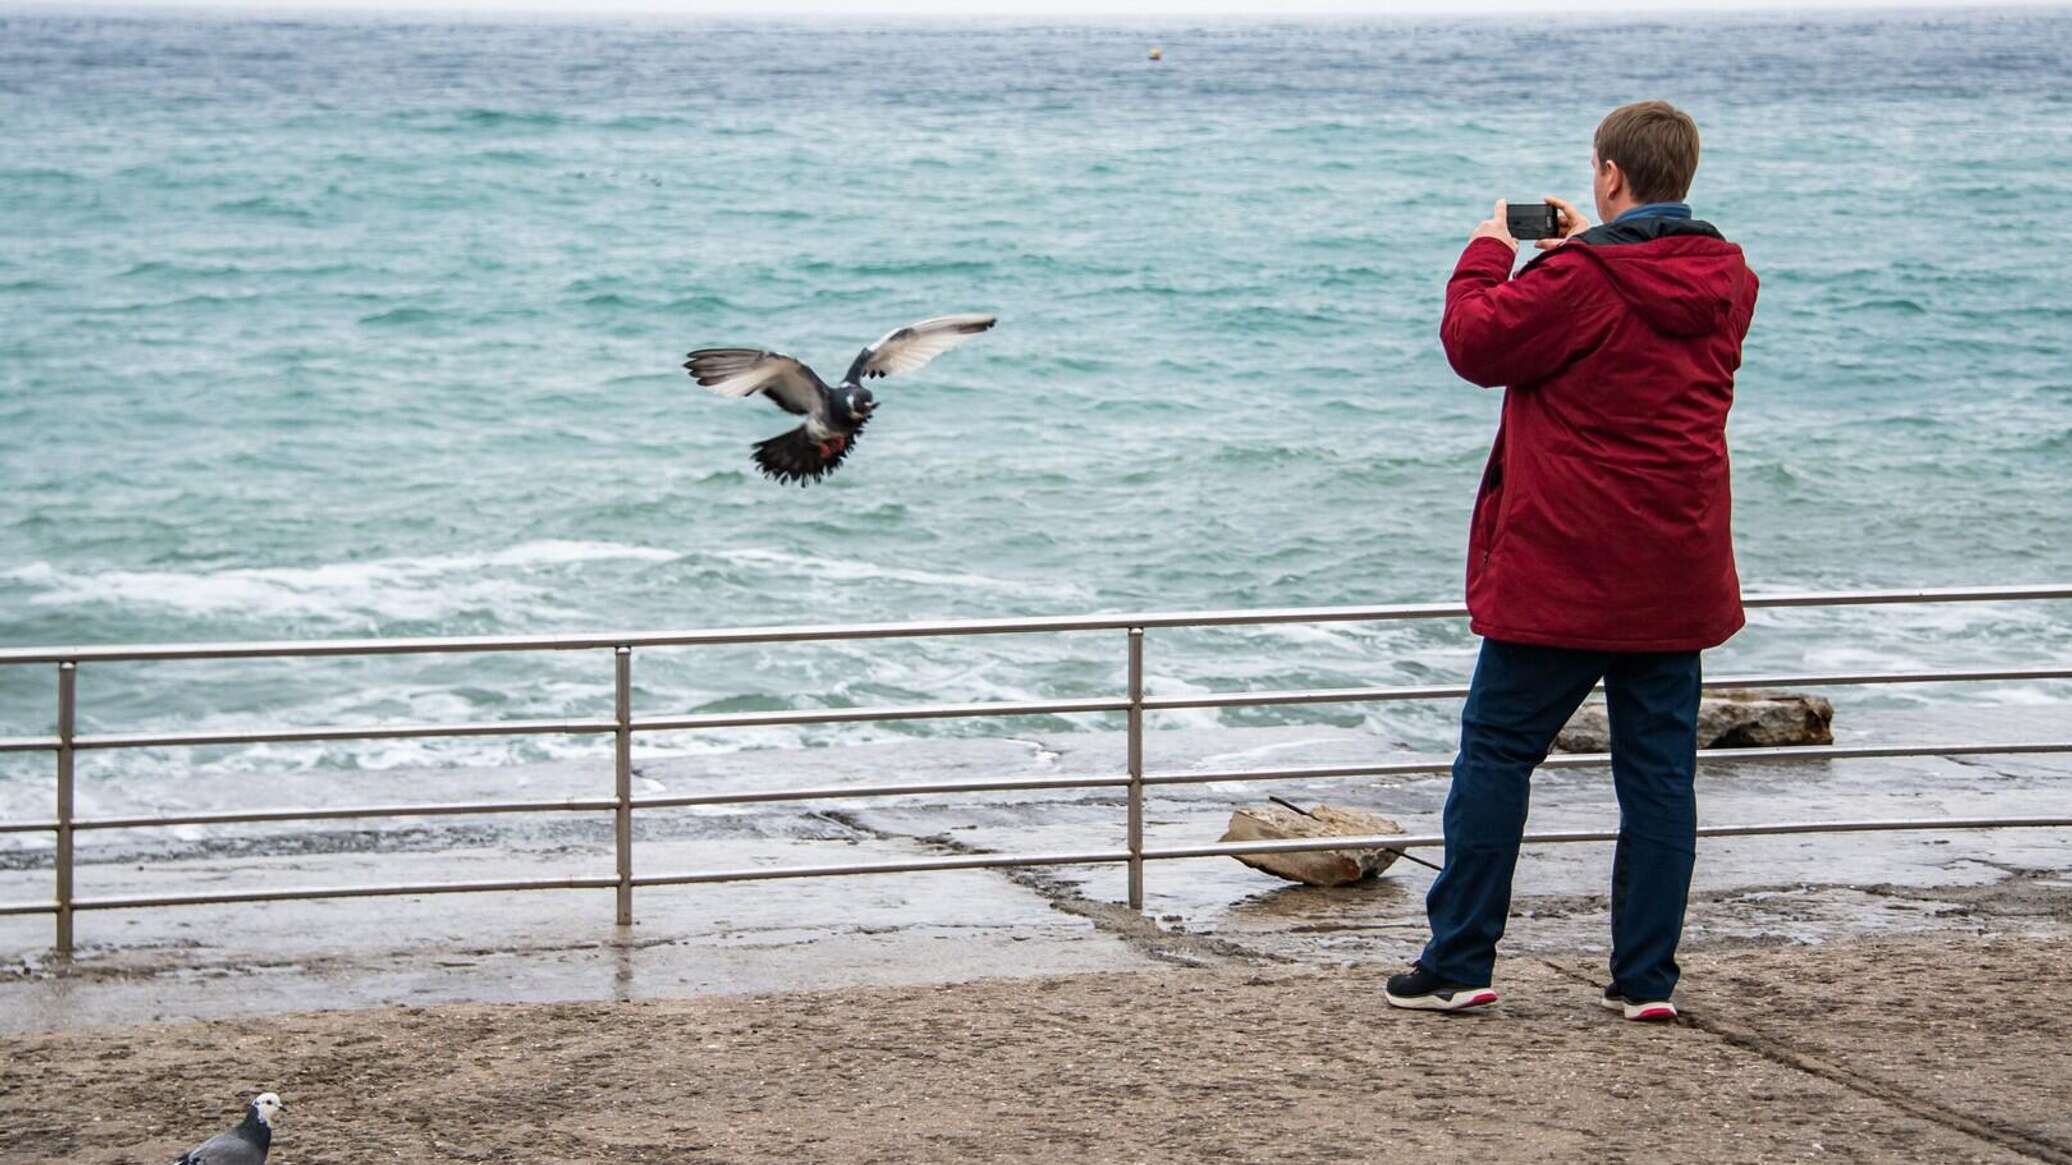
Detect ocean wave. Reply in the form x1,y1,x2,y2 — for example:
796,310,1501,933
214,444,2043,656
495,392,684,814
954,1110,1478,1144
358,306,438,326
456,108,568,130
469,149,547,164
78,293,268,315
710,548,1092,601
211,196,316,223
3,541,683,622
661,294,736,314
795,258,995,278
598,114,693,131
577,292,646,309
1838,297,1929,315
0,167,82,185
716,207,812,223
117,260,236,280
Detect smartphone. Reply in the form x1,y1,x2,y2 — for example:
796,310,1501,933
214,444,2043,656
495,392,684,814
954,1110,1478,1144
1505,202,1563,241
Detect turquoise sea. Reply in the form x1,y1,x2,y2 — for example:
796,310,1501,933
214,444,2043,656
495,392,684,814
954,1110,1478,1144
1,8,2068,792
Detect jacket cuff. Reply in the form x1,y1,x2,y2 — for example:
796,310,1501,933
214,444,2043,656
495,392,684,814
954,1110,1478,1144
1456,236,1518,279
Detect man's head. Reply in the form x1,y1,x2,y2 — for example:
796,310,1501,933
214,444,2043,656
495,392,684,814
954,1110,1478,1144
1591,101,1701,224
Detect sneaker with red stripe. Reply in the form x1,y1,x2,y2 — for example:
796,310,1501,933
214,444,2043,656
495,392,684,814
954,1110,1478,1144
1384,962,1498,1013
1601,986,1678,1022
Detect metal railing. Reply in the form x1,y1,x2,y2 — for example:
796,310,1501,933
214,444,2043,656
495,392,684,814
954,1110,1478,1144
2,584,2069,958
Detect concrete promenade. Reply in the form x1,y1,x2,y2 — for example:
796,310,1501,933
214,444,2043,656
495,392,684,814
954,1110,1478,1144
4,931,2069,1163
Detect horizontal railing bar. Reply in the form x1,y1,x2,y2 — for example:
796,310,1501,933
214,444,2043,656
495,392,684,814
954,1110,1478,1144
70,797,621,832
72,717,618,751
1143,683,1464,711
1710,667,2072,688
0,743,2059,838
633,773,1132,810
0,606,1462,664
632,849,1135,887
1145,816,2072,861
1145,759,1448,786
2,742,2061,837
1142,667,2072,712
69,875,622,912
1741,587,2072,610
0,778,1133,836
635,696,1127,732
19,814,2067,918
46,667,2072,756
2,585,2064,666
1144,740,2072,786
0,736,58,754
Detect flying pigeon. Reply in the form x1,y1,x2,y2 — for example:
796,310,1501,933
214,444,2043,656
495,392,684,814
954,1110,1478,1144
173,1093,282,1165
684,313,997,484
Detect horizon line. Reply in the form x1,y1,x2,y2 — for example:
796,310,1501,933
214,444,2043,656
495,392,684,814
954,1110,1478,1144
3,0,2067,22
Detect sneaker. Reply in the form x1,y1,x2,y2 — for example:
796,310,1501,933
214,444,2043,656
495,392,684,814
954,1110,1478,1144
1384,962,1498,1012
1601,986,1677,1022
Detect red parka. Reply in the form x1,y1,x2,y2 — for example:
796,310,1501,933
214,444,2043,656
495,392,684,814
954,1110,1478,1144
1442,218,1758,652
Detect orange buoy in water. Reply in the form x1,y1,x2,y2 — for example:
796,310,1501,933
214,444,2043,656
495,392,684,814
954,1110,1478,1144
1148,46,1164,61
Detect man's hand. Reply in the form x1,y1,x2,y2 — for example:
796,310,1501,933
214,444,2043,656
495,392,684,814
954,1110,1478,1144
1534,195,1590,251
1470,199,1518,253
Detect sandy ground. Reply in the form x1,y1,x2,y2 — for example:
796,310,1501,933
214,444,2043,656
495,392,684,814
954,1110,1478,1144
4,931,2070,1165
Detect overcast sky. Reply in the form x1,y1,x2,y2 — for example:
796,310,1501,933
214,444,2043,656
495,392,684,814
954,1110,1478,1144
11,0,2065,15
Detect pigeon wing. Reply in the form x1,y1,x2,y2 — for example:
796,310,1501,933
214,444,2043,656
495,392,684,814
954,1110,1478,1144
842,314,996,384
683,348,826,416
175,1133,265,1165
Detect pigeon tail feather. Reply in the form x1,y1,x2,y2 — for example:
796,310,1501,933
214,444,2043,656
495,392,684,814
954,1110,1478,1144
751,424,859,485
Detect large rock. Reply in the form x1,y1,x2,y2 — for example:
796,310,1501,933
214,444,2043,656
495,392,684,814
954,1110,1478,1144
1218,803,1404,886
1554,689,1835,754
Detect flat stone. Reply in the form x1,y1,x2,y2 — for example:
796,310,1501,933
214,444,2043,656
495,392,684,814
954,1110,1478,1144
1555,689,1835,754
1218,804,1404,886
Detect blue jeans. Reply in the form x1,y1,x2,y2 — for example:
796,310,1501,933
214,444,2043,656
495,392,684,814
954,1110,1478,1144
1419,638,1701,1001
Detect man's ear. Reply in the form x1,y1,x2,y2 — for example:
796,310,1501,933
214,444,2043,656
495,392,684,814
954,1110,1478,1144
1600,158,1625,202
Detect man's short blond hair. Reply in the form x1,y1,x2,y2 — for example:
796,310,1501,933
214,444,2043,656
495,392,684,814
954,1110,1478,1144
1594,101,1701,204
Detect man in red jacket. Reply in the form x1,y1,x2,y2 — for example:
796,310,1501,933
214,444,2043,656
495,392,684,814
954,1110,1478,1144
1385,101,1759,1022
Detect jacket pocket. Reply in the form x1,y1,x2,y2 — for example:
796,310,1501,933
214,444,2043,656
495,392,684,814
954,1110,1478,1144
1472,470,1504,567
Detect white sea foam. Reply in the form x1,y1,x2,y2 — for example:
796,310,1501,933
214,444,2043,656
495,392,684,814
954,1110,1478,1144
712,548,1093,602
1139,674,1225,732
3,541,682,622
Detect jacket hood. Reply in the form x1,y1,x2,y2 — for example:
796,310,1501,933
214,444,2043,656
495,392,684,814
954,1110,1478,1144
1533,220,1752,337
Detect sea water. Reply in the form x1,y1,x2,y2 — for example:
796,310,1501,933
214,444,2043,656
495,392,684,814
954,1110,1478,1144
1,9,2068,802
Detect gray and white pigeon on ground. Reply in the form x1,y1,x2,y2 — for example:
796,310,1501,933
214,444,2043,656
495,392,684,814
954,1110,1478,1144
684,313,997,484
173,1092,282,1165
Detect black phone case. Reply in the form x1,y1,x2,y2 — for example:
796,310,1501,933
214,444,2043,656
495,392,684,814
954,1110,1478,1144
1505,204,1561,240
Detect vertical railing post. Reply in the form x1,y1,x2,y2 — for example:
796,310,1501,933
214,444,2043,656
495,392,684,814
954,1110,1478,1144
1126,627,1144,911
54,661,76,958
613,646,634,928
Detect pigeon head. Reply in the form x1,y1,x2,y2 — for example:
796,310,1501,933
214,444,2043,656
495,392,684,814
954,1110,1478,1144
249,1093,285,1126
835,386,876,423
